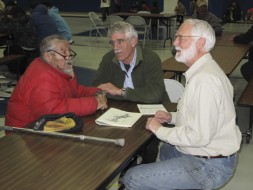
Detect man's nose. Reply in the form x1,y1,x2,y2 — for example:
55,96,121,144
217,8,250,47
173,38,179,46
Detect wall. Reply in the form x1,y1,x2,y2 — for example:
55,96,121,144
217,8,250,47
17,0,100,12
15,0,253,16
164,0,177,13
17,0,163,13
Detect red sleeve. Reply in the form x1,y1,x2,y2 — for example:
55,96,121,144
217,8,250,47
28,75,99,117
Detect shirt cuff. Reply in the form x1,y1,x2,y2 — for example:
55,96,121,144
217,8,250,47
168,112,176,124
155,126,173,142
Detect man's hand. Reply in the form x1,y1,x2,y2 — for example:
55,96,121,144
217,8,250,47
146,111,172,133
146,117,162,134
95,91,108,110
97,83,122,96
155,111,172,123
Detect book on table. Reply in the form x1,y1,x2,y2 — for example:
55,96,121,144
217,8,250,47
95,108,142,128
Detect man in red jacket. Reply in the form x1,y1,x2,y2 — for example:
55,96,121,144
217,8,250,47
5,34,107,127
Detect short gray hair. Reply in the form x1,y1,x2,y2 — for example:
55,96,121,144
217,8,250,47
40,35,66,56
184,19,216,52
108,21,138,39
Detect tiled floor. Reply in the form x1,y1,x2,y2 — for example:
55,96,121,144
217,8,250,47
0,16,253,189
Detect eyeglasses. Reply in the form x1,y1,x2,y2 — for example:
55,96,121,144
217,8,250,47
174,35,201,42
109,39,128,46
47,49,77,60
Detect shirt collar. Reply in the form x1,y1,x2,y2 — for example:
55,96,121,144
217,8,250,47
119,48,136,70
184,53,213,82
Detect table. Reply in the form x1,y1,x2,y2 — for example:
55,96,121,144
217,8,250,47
0,54,25,67
0,33,9,39
216,31,250,47
0,54,26,80
0,100,176,190
113,12,177,47
162,46,249,81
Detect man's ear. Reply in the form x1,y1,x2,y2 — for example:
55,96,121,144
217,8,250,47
130,37,138,47
44,52,53,63
197,37,206,51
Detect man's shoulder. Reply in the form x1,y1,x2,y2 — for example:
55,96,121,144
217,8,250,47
140,47,160,59
136,47,161,69
140,46,157,55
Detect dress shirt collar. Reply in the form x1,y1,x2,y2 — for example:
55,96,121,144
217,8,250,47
119,48,136,70
184,53,213,83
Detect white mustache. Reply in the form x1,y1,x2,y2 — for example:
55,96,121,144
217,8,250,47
175,47,181,51
114,50,122,54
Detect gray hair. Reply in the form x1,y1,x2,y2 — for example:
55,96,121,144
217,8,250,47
40,35,67,57
184,19,216,52
108,21,138,39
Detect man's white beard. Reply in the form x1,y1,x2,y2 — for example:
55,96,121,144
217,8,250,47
64,66,73,75
64,60,74,75
175,41,197,64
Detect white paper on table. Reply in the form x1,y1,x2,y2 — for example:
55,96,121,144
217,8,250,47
137,104,167,115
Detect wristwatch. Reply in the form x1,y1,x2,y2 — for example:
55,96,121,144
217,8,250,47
121,88,126,97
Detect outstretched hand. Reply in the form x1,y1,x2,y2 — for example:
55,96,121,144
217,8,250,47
97,83,122,96
95,91,108,110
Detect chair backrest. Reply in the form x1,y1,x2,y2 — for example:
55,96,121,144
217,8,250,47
125,16,147,47
73,66,95,86
125,16,147,28
106,15,124,25
137,11,152,26
88,12,104,26
164,79,184,103
159,11,177,25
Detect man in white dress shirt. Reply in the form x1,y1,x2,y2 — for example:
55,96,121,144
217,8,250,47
123,19,242,190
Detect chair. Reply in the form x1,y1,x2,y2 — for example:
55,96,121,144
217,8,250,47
157,12,176,40
164,79,184,103
156,79,185,162
0,33,13,56
125,16,148,47
137,11,152,39
73,66,96,87
88,12,107,38
106,15,124,25
0,117,5,138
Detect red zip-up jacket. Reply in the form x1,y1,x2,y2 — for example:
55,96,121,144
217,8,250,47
5,58,100,127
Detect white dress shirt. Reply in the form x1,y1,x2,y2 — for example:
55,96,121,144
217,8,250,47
156,53,242,156
100,0,111,8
